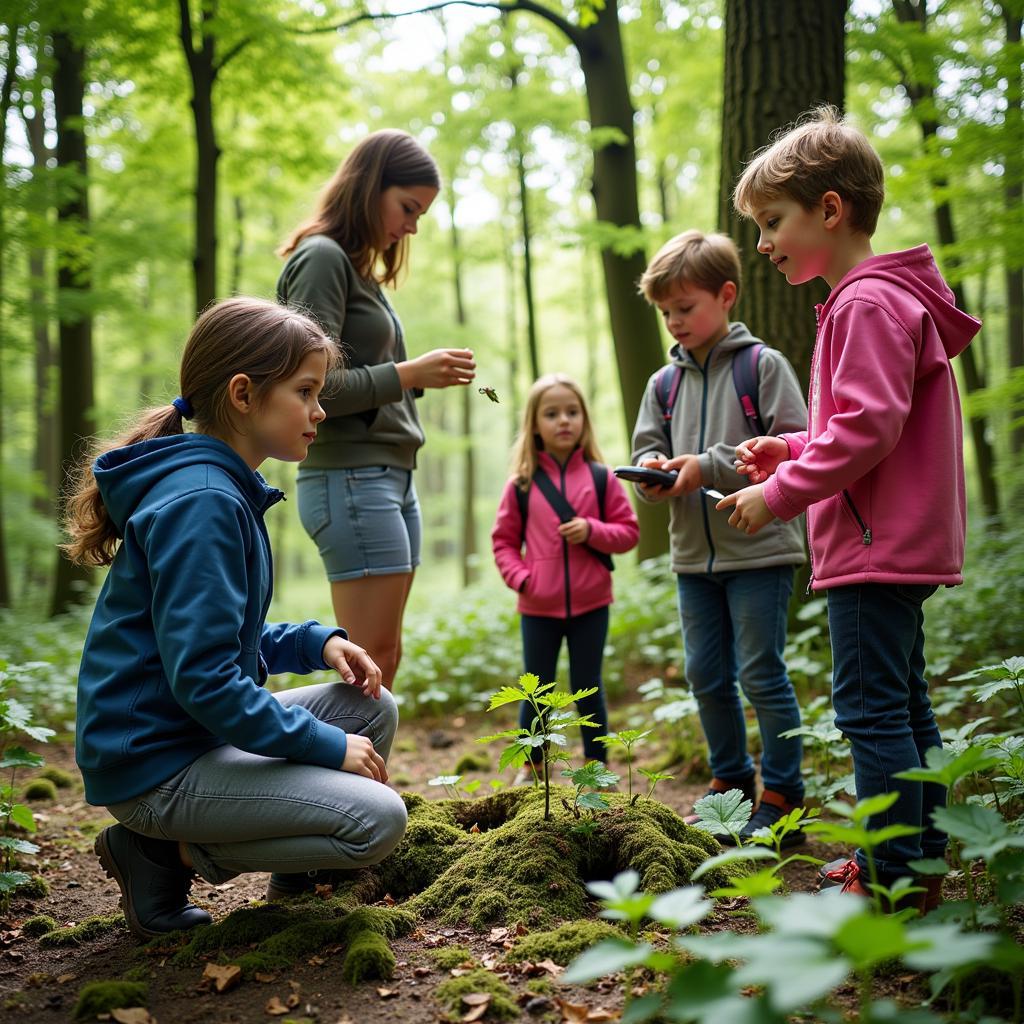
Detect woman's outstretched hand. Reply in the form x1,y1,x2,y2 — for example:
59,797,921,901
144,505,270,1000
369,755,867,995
398,348,476,390
323,636,383,699
734,435,789,484
342,734,388,783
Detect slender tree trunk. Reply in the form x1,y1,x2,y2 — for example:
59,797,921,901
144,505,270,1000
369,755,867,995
179,0,220,313
51,29,96,616
230,193,244,295
514,131,540,381
892,0,1000,521
501,192,520,446
581,240,599,404
718,0,845,388
25,104,57,515
575,0,668,558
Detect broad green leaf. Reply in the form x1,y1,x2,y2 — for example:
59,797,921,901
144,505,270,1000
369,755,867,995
462,780,481,794
894,744,1001,789
834,913,920,968
562,938,654,983
648,885,713,929
587,869,639,902
498,744,529,773
0,746,45,770
486,686,529,711
907,857,949,875
932,803,1024,860
427,775,461,787
973,678,1017,702
710,868,783,899
675,930,765,963
733,936,850,1012
755,891,866,937
9,804,36,832
692,846,777,881
577,792,610,812
0,871,32,894
0,837,39,856
902,923,998,971
637,767,673,783
691,789,753,836
620,993,664,1024
477,728,528,744
1,700,55,743
518,673,542,695
563,761,619,789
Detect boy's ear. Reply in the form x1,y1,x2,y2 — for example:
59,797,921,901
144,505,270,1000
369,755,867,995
227,373,254,415
822,190,845,230
720,280,738,310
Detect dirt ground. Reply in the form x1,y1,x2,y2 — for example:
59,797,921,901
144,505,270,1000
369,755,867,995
0,705,847,1024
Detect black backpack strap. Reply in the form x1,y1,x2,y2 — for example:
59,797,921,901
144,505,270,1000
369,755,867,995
531,468,614,572
732,342,765,435
515,481,529,547
587,461,608,521
654,364,682,451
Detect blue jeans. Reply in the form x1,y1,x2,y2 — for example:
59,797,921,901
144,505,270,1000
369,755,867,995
677,567,803,800
519,606,610,763
828,583,946,882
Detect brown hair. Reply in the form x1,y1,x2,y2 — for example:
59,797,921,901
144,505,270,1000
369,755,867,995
278,129,441,287
509,374,604,488
639,230,742,303
733,105,885,236
62,297,338,567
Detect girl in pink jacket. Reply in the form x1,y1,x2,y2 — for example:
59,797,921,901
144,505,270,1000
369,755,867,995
491,374,639,780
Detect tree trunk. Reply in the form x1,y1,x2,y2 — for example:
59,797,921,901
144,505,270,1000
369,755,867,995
51,29,96,616
230,193,244,295
575,0,669,558
718,0,845,388
179,0,220,313
501,191,520,445
891,0,1000,521
514,131,540,381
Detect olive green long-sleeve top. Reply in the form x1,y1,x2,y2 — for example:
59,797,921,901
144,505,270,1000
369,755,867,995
277,234,425,470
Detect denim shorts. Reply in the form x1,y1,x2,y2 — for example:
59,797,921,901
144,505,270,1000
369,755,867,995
296,466,421,581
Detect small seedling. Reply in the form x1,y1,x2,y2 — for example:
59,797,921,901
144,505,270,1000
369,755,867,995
596,729,650,803
561,761,619,818
637,766,673,802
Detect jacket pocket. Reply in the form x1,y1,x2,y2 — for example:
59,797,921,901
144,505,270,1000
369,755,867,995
840,490,872,546
297,473,331,539
523,556,564,612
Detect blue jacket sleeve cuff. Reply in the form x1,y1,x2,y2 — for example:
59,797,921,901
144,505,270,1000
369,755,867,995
305,721,348,769
300,623,348,669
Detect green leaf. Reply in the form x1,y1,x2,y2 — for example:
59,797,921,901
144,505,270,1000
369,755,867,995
518,673,543,695
0,871,32,894
562,938,654,984
690,789,753,836
902,923,998,971
637,767,673,783
755,891,866,937
0,746,45,770
0,837,39,856
1,700,54,743
648,886,713,929
932,803,1024,860
563,761,619,789
486,686,529,711
692,846,777,881
477,728,528,744
907,857,949,875
733,936,850,1013
577,792,610,812
427,775,461,787
973,678,1018,702
498,744,530,773
9,804,36,832
894,744,1001,789
834,913,919,969
709,868,783,899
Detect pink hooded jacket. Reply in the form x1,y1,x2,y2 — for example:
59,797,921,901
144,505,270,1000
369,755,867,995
491,449,640,618
763,245,981,590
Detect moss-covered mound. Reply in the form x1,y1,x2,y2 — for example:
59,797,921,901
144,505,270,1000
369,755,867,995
72,981,147,1021
367,787,726,929
39,914,124,948
505,920,623,965
435,968,519,1021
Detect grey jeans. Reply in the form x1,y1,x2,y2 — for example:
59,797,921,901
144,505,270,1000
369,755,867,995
106,682,407,885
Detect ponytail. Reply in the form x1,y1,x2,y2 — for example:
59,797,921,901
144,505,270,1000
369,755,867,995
61,404,187,567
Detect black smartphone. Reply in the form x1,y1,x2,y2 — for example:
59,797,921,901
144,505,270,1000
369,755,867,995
613,465,679,488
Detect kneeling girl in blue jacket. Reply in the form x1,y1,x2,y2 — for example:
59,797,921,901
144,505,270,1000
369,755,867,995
68,297,407,939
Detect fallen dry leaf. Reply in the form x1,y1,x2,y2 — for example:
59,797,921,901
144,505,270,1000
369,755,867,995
376,987,399,999
463,1004,489,1022
536,958,565,977
558,1000,592,1024
286,992,300,1008
413,966,432,977
487,926,509,944
56,973,77,984
110,1010,157,1024
202,962,242,994
254,972,277,983
265,995,290,1015
586,1011,619,1022
381,893,396,905
462,991,492,1022
469,823,481,833
513,922,529,936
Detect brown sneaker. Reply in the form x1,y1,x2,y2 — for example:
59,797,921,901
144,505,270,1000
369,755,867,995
683,776,757,826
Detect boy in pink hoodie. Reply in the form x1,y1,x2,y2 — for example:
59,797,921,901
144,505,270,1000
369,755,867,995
720,106,981,907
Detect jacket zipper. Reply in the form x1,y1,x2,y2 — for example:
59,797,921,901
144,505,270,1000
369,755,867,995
559,462,572,618
842,490,873,546
805,306,823,596
695,360,716,573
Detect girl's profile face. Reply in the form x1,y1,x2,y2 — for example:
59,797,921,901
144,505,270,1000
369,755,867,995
378,184,438,250
534,384,585,462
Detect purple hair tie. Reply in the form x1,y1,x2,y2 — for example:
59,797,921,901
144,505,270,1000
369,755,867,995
172,396,193,419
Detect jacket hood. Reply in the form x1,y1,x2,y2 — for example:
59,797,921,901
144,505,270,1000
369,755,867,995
94,434,282,536
824,244,980,359
668,321,762,370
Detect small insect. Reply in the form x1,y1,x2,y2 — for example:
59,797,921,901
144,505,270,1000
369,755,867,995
478,386,500,403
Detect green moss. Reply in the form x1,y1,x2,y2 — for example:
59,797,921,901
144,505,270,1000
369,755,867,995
120,964,152,982
341,929,395,983
21,914,57,937
39,766,76,788
435,968,519,1021
506,920,623,965
395,738,419,753
23,778,58,800
525,977,554,995
39,914,124,948
427,944,474,970
72,981,147,1021
454,752,491,774
17,875,49,898
391,771,413,786
234,950,292,976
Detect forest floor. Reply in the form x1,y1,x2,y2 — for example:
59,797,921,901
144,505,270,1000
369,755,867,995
0,702,861,1024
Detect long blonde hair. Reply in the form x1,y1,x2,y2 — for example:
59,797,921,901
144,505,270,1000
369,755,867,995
278,129,440,287
509,374,604,488
62,298,338,567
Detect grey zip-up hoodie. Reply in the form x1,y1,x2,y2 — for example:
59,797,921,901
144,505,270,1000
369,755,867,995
631,322,807,574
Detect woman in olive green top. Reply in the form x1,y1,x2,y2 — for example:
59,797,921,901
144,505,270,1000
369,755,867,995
278,130,475,690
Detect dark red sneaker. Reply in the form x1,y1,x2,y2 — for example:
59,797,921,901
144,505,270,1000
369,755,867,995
683,776,757,826
818,857,872,897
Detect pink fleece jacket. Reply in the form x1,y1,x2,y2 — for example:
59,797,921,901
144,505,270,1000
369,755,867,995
491,449,640,618
763,245,981,590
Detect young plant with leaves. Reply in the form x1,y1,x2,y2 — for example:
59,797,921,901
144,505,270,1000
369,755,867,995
560,760,620,818
478,673,599,820
596,728,649,802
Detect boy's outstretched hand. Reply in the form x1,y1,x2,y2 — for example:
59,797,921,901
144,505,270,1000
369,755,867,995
734,435,789,484
323,636,383,699
716,483,776,535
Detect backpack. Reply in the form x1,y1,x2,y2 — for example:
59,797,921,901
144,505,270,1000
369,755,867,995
655,342,766,450
515,461,613,571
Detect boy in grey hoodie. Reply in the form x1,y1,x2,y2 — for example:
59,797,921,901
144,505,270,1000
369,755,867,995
630,230,808,844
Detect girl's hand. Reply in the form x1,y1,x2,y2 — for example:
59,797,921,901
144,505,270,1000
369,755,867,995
734,436,789,484
397,348,476,390
323,636,383,699
558,517,591,545
716,484,776,535
342,734,388,783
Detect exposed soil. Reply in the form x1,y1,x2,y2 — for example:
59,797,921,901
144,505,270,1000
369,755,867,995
0,705,861,1024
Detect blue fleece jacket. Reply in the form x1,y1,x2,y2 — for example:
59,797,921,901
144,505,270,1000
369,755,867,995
75,434,348,806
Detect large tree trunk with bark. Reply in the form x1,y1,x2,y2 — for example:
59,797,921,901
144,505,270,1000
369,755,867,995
718,0,846,388
575,0,668,558
51,29,96,616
